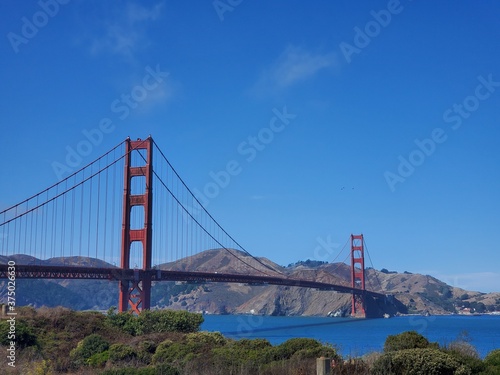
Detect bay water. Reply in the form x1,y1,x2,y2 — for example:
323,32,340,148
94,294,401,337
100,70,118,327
202,314,500,358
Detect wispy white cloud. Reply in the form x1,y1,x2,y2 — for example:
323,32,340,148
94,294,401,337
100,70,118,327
133,78,176,114
252,45,338,95
126,2,163,23
88,1,165,59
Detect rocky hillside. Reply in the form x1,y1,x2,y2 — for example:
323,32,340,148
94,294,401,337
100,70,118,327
364,268,500,315
1,251,499,316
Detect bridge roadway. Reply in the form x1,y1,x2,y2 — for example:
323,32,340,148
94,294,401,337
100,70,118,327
0,264,385,298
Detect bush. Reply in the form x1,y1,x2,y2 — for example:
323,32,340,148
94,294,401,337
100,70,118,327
24,359,52,375
483,349,500,374
484,349,500,367
152,340,195,366
384,330,433,352
105,308,141,335
154,364,180,375
0,319,37,348
108,343,137,363
235,338,272,350
87,350,109,368
273,337,322,360
137,340,157,364
210,343,274,374
291,345,339,361
101,367,164,375
186,331,227,347
70,333,109,367
333,358,370,375
444,340,484,373
372,348,467,375
105,308,204,336
140,309,204,334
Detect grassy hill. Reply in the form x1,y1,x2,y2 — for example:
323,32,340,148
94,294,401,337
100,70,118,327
1,250,499,316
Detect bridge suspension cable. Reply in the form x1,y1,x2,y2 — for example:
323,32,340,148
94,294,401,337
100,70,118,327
0,135,284,277
0,136,388,317
362,238,383,292
0,141,126,266
148,139,283,276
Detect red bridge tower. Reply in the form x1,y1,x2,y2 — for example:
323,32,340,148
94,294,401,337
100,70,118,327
351,234,366,317
119,137,153,314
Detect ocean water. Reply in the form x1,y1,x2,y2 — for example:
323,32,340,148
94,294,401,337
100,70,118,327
201,314,500,358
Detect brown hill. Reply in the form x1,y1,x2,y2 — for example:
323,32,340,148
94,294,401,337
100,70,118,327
1,249,499,316
155,250,500,316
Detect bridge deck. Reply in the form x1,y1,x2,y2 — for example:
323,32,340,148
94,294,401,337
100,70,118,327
0,264,385,298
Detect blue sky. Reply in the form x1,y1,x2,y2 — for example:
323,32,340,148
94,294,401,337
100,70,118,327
1,1,499,292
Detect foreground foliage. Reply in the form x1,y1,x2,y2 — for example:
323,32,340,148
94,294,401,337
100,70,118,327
105,307,204,335
1,307,499,374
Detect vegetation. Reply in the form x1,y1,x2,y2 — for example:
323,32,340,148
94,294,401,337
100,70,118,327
383,330,437,352
380,268,397,274
1,306,499,374
105,307,204,335
287,259,328,268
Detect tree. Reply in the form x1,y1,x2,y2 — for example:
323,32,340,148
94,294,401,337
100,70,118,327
384,331,433,352
444,340,484,374
474,302,486,313
373,348,468,375
105,308,204,335
0,319,37,348
483,349,500,374
108,343,137,363
70,334,109,367
139,309,204,334
273,338,322,360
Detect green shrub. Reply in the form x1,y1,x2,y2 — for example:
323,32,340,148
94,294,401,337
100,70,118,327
101,368,158,375
154,363,181,375
86,350,109,368
291,345,339,361
139,340,157,354
482,349,500,374
372,348,467,375
210,343,274,373
70,333,109,367
23,358,52,375
0,319,37,348
152,340,192,365
443,341,484,373
139,309,204,334
186,331,227,346
137,340,157,364
105,308,203,335
105,308,142,335
108,343,137,363
273,337,322,360
234,338,272,350
67,365,178,375
384,330,433,352
484,349,500,367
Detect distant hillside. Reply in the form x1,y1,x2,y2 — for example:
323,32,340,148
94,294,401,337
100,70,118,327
159,248,285,274
1,250,499,316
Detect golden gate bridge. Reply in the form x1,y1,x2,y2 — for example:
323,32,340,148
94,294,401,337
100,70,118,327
0,136,389,317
